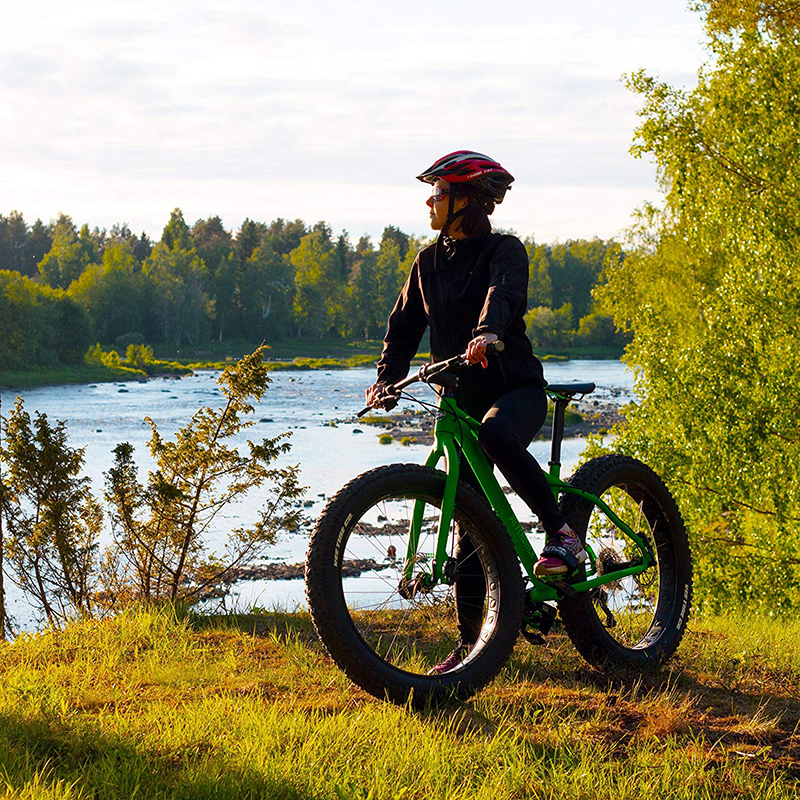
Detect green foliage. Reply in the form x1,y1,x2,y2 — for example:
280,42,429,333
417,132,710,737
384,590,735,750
83,344,145,379
291,228,340,338
0,350,297,626
0,271,92,371
575,311,631,349
524,238,627,349
525,303,575,349
1,204,629,363
600,6,800,612
102,346,305,604
67,240,149,344
38,216,100,290
0,399,102,627
143,241,208,347
0,211,52,278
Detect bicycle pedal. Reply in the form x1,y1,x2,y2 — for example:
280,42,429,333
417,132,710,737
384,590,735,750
520,625,547,646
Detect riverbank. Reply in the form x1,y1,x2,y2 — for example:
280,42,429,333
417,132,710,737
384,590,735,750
2,341,626,389
154,338,625,363
0,363,145,389
0,606,797,799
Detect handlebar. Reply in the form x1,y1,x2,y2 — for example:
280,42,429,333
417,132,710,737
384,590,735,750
357,340,505,418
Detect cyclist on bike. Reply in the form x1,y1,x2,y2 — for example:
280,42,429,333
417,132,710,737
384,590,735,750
365,151,586,669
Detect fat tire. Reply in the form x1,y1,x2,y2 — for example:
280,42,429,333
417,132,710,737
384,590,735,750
305,464,523,705
558,454,692,669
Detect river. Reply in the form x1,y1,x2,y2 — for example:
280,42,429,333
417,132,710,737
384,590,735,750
0,359,633,629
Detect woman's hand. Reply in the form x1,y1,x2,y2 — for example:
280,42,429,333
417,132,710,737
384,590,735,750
365,381,399,411
465,332,499,369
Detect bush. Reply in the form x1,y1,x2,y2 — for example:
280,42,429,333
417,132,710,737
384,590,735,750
525,303,574,349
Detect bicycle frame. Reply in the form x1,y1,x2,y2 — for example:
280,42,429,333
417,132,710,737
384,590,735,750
409,393,656,604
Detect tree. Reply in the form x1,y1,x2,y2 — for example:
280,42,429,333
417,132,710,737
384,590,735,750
597,2,800,612
0,271,92,369
548,239,610,320
144,214,210,346
0,211,29,274
526,242,553,308
0,399,102,626
38,216,100,289
102,347,304,604
524,304,574,349
191,217,235,342
349,239,381,339
380,225,410,260
240,240,294,341
161,208,191,251
267,218,307,255
25,219,54,277
235,219,267,265
68,240,148,344
290,229,339,337
575,311,629,349
374,238,404,324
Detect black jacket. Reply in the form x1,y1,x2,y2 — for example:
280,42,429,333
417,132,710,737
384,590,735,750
376,231,545,416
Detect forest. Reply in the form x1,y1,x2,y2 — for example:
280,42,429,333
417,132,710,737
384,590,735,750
0,209,625,371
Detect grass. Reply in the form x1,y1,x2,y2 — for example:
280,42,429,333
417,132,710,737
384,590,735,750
1,363,144,389
534,345,626,360
0,608,798,799
2,353,192,389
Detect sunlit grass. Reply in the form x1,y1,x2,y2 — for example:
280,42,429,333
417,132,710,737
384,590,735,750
0,607,797,798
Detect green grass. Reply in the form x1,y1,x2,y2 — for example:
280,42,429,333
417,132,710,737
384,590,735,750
1,363,143,389
534,345,625,360
0,607,798,798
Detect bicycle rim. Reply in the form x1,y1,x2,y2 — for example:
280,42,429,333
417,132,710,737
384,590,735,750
584,482,664,649
336,487,501,676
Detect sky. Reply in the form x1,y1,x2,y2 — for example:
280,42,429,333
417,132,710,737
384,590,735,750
0,1,708,245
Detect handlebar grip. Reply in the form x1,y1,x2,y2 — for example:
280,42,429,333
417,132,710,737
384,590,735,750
356,406,372,418
485,340,504,356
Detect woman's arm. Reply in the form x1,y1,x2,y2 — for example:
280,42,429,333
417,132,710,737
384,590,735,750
375,257,428,387
473,236,529,340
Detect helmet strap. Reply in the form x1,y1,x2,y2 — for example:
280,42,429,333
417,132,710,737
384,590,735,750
434,191,467,269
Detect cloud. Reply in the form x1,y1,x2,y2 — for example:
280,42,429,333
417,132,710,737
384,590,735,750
0,0,705,243
0,52,58,90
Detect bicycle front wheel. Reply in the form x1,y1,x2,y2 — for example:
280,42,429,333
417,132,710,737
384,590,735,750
305,464,523,705
559,455,692,668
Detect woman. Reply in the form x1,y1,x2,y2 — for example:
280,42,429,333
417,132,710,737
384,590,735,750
365,151,585,670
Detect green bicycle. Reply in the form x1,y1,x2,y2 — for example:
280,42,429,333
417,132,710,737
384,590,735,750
304,344,692,705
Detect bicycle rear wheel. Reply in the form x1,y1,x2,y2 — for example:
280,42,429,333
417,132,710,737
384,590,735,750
558,455,692,668
305,464,523,705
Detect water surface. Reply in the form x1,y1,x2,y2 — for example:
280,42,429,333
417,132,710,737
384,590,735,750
1,360,633,627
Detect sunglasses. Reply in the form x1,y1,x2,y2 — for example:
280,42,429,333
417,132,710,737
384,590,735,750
426,189,450,207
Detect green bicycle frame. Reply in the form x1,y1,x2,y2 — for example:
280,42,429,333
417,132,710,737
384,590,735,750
407,394,655,604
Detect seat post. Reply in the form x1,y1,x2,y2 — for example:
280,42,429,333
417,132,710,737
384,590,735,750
549,398,567,471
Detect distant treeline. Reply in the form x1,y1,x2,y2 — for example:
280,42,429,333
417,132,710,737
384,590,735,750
0,209,627,371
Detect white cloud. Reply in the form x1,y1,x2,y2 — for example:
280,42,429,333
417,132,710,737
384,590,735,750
0,0,706,242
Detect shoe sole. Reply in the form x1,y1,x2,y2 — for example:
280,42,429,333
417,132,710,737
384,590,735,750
533,548,588,578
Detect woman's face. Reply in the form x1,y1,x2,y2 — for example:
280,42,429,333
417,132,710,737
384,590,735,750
426,178,467,232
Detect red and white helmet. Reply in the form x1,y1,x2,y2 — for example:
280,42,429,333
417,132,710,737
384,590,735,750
416,150,515,205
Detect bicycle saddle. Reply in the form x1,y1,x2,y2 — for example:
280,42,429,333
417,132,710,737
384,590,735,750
546,382,596,397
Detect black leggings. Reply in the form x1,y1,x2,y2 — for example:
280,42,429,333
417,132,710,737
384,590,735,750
454,384,565,644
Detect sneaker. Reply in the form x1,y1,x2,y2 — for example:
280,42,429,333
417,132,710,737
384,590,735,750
533,528,587,577
427,641,471,674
